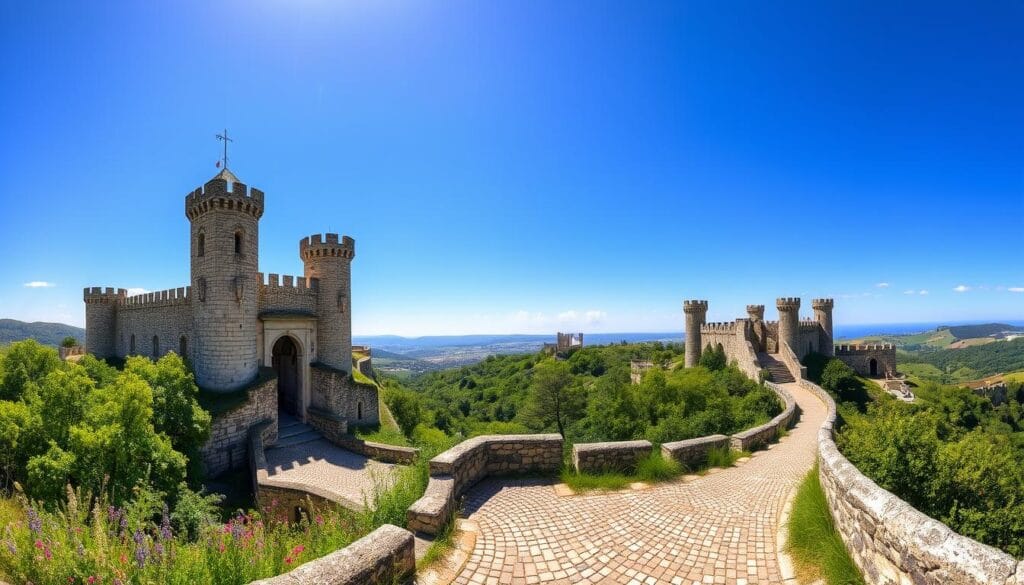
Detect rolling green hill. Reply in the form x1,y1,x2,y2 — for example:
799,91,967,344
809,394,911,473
0,319,85,347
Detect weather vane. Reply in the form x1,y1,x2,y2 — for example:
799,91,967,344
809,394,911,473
215,129,233,169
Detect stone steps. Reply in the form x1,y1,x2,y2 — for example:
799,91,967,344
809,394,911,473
271,429,323,449
757,353,796,383
270,412,324,449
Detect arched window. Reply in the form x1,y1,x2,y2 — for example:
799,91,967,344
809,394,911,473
234,231,243,255
179,336,187,357
357,402,363,420
197,233,205,257
129,334,136,354
152,336,159,357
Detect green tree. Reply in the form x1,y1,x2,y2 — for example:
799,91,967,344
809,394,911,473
0,340,62,400
698,344,726,371
385,386,424,437
60,336,78,348
522,360,584,437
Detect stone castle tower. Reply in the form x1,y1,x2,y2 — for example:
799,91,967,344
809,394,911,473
301,233,355,371
186,168,263,390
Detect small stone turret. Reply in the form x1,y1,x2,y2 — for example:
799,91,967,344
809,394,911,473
683,300,709,367
776,297,801,355
746,305,765,321
812,298,835,357
187,169,262,391
83,287,126,358
301,233,356,372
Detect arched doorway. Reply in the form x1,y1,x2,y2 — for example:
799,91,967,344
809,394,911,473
273,336,300,416
869,358,878,377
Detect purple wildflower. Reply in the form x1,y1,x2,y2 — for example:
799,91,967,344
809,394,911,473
5,540,16,555
119,513,128,536
132,530,148,567
160,504,172,541
26,507,42,534
230,515,244,540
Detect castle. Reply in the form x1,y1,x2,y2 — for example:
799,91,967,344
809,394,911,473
683,297,896,381
84,168,378,475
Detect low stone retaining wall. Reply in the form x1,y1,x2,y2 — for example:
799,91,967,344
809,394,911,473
249,421,350,519
729,381,797,451
661,434,730,468
202,371,278,477
572,440,651,473
802,378,1024,585
333,434,419,465
249,524,415,585
407,434,562,535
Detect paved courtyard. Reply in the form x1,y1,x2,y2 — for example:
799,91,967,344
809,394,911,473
447,382,825,585
263,437,400,510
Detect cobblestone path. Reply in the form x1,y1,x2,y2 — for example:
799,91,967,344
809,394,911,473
449,382,824,585
263,417,399,510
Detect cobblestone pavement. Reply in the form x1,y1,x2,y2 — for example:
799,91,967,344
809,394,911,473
449,382,825,585
263,438,399,510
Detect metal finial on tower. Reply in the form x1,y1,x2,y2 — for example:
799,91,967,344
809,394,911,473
215,129,233,169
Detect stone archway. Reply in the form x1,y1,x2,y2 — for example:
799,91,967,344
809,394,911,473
273,335,301,417
869,358,878,377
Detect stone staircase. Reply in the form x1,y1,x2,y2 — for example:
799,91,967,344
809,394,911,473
757,353,796,383
269,412,323,449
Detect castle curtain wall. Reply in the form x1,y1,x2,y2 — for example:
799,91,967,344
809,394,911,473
116,300,193,360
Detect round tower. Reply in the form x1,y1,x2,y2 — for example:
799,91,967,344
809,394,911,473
683,300,708,368
83,287,126,358
746,304,765,321
776,297,801,355
301,233,355,372
185,169,263,391
812,298,835,357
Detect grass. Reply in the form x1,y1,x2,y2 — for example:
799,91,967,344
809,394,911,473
416,508,458,570
785,463,864,585
198,367,277,416
560,448,751,492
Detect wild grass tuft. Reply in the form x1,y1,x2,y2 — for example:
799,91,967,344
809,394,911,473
635,452,683,482
559,469,632,492
786,463,864,585
704,446,747,469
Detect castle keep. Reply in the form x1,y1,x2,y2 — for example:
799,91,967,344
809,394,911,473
84,168,378,475
683,297,896,381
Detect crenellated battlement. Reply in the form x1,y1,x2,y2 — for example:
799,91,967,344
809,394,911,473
258,272,320,292
184,176,264,221
683,299,709,313
799,319,822,330
776,297,801,310
701,321,738,333
83,287,127,303
812,298,834,310
835,343,895,353
121,286,192,309
300,233,355,261
746,305,765,319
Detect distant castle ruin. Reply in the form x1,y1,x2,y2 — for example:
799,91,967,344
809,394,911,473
543,332,584,356
683,298,896,381
84,168,378,476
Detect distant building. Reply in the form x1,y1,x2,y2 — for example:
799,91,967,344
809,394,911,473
543,332,584,356
965,375,1009,406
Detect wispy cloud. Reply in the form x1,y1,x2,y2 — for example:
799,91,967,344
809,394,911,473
953,284,971,293
875,282,890,288
919,290,929,295
905,289,929,295
1009,287,1024,293
24,281,55,288
126,287,150,296
584,310,607,324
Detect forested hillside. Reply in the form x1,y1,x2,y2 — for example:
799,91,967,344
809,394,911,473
900,337,1024,382
393,342,782,445
0,319,85,347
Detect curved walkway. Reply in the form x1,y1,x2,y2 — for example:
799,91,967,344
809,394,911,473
449,382,825,585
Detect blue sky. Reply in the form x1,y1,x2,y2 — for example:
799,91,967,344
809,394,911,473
0,1,1021,336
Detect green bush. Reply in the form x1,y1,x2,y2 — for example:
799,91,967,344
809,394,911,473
635,452,682,482
786,464,864,585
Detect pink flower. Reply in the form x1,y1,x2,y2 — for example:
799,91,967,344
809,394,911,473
284,556,293,565
292,545,304,555
87,577,97,584
34,540,43,549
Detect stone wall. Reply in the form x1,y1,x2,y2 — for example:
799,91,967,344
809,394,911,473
834,344,897,378
572,440,652,473
258,273,318,315
59,345,85,360
249,420,347,518
249,524,415,585
661,434,730,469
729,381,797,451
310,364,379,427
803,378,1024,585
200,370,277,477
116,299,193,360
407,434,563,535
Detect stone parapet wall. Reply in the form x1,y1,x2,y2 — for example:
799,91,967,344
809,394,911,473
59,345,85,360
248,524,415,585
407,434,563,535
661,434,730,468
331,434,419,465
801,378,1024,585
200,370,277,477
730,381,797,451
777,342,808,381
310,365,379,427
572,440,652,473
